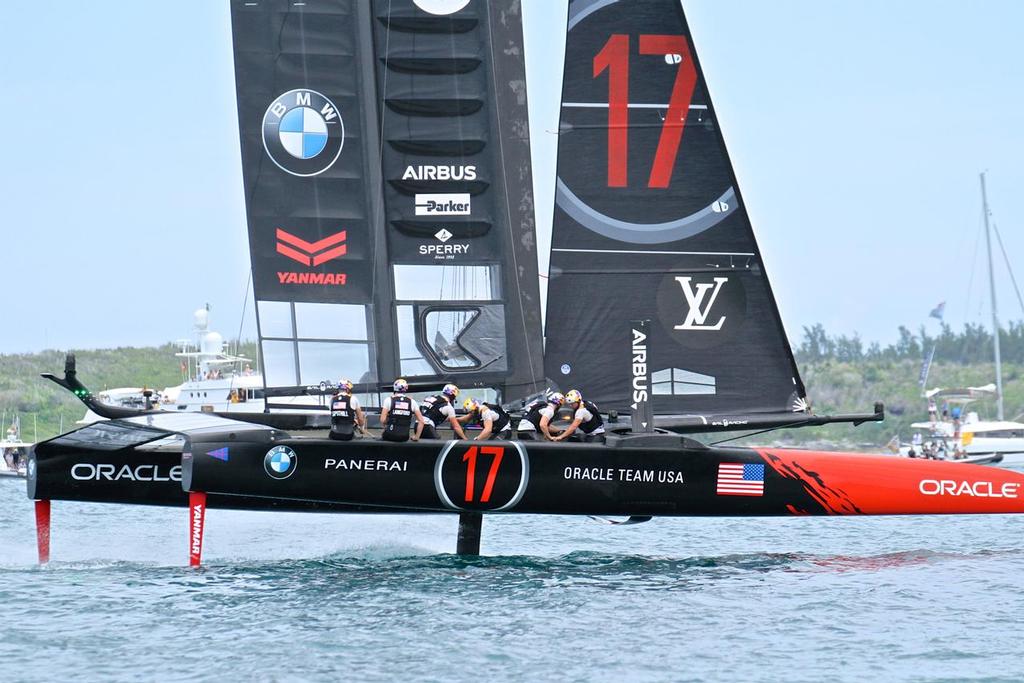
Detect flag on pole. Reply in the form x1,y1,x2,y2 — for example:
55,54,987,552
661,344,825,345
929,301,946,320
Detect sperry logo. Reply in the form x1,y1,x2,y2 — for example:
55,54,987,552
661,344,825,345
276,229,347,266
415,193,471,216
673,276,728,331
434,228,453,243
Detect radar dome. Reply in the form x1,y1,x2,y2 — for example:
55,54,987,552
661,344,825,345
193,308,209,331
201,331,223,356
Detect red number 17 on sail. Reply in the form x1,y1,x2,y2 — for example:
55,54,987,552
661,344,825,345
462,445,505,503
593,34,698,189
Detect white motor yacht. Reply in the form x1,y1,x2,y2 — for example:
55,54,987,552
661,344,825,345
79,307,333,424
905,385,1024,465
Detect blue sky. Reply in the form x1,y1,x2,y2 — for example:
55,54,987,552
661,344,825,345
1,0,1022,354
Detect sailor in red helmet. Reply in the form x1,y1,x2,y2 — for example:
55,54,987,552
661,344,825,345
415,383,468,440
379,378,426,443
550,389,605,443
329,378,366,441
460,397,512,440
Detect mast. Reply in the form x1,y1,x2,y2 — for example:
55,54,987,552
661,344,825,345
981,171,1004,420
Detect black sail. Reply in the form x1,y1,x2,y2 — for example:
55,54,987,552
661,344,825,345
371,0,544,401
231,0,543,402
231,0,386,392
543,0,807,419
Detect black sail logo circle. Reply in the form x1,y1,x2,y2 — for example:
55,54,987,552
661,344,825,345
555,0,736,244
262,89,345,177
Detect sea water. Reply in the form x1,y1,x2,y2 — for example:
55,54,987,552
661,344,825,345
2,473,1024,683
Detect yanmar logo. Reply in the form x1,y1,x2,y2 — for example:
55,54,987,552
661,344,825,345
276,229,347,286
276,229,347,266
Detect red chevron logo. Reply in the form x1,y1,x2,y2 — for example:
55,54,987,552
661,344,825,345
276,229,347,266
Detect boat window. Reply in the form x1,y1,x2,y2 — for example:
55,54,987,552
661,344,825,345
260,302,376,388
393,265,500,301
652,368,716,396
396,305,434,377
295,303,368,341
262,340,298,387
297,342,373,385
258,300,294,338
425,309,481,369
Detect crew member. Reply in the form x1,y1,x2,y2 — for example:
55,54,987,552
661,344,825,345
460,398,512,440
516,392,564,441
551,389,605,443
416,383,467,440
329,378,365,441
379,378,425,443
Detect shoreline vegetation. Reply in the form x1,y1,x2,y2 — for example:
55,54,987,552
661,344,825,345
1,323,1020,447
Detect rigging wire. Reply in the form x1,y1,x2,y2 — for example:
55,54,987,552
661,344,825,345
960,210,984,361
708,421,815,447
992,222,1024,319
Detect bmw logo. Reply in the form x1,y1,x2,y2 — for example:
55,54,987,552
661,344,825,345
262,89,345,177
264,445,298,480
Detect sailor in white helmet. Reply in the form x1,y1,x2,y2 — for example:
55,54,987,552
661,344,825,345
459,398,513,440
379,378,426,443
516,392,565,441
415,383,468,440
550,389,605,443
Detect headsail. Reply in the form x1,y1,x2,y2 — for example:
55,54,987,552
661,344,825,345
543,0,806,419
231,0,543,403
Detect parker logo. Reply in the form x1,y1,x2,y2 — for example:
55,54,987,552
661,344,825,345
276,229,347,266
403,165,476,181
415,193,471,216
673,276,728,331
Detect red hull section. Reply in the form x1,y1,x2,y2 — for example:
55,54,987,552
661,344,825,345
761,449,1024,515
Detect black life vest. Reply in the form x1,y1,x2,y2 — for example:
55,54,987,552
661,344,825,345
386,394,413,432
421,394,450,426
482,403,511,433
522,399,549,430
579,400,604,434
330,393,355,434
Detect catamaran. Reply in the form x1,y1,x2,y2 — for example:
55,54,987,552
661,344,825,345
26,0,1024,566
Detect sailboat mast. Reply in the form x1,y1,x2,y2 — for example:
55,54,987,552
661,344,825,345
980,171,1004,420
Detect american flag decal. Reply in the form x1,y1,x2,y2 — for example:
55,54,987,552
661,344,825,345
717,463,765,497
